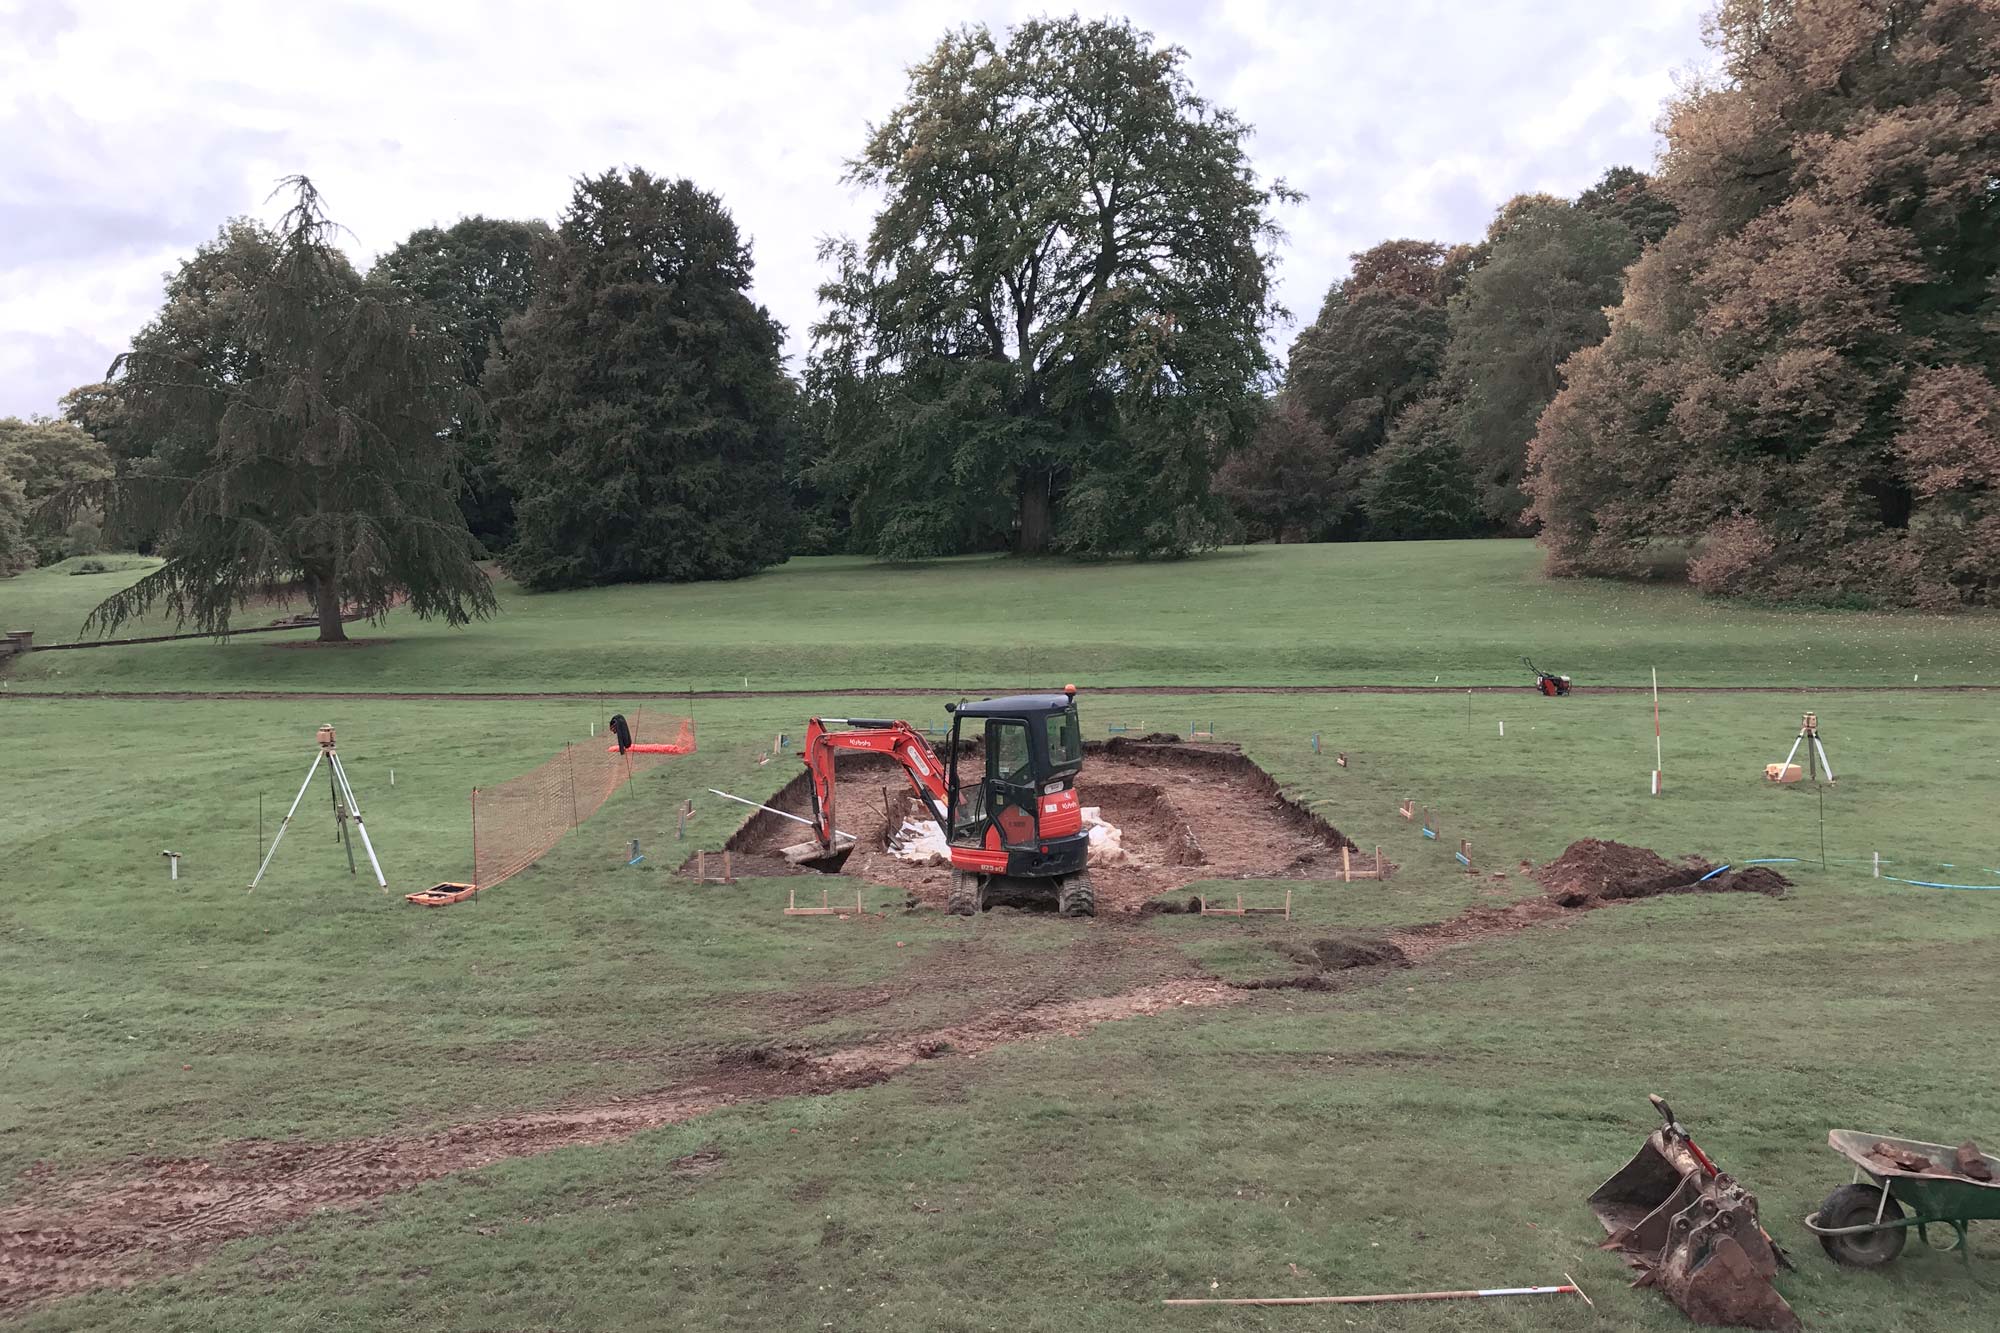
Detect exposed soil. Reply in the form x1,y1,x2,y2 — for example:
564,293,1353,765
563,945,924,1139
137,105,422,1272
1248,933,1412,991
0,970,1235,1313
1531,838,1792,907
1385,842,1791,963
0,818,1786,1315
719,739,1374,915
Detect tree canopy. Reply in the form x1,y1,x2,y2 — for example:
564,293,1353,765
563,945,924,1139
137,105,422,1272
807,16,1293,558
1527,0,2000,606
1286,247,1450,464
373,216,549,553
1211,396,1347,543
486,169,793,589
1446,192,1639,525
73,179,495,641
0,416,113,568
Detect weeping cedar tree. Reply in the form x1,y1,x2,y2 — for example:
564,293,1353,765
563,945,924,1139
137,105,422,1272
487,169,793,589
1528,0,2000,607
373,217,549,553
808,16,1294,558
68,178,495,642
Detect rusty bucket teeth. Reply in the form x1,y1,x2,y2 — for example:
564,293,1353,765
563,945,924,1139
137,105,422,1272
1589,1128,1798,1331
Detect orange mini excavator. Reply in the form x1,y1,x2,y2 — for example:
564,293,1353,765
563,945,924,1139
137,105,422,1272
801,686,1093,916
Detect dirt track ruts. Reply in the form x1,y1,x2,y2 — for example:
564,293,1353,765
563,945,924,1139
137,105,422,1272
1,683,1990,703
0,976,1236,1314
0,874,1791,1314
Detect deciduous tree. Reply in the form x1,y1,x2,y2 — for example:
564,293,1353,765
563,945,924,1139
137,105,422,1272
1286,242,1450,462
809,16,1292,558
1527,0,2000,606
1212,396,1349,542
373,217,549,552
1578,165,1678,248
1447,195,1638,525
0,416,112,565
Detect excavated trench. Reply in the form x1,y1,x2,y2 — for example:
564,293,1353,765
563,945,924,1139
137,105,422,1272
716,738,1375,915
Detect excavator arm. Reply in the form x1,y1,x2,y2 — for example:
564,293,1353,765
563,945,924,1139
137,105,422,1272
802,718,952,851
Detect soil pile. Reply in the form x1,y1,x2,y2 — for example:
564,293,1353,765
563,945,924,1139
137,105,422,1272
1698,866,1792,897
1532,839,1790,906
1309,934,1409,969
1533,839,1701,904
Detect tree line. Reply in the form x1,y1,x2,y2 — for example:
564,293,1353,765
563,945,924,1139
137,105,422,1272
8,0,1994,630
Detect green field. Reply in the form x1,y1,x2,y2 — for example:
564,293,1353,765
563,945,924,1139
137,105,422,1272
4,542,1996,692
2,544,1997,1330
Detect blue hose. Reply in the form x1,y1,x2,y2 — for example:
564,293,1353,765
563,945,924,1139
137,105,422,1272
1881,875,2000,891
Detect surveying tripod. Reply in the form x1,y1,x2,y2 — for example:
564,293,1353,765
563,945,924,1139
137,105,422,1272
1777,712,1837,785
249,723,387,890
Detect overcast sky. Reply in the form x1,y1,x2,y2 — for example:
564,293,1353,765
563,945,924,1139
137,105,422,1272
0,0,1713,420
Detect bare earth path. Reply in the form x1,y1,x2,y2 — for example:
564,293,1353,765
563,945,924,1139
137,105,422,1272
0,874,1769,1315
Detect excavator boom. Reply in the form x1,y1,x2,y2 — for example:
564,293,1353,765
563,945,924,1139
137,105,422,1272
798,689,1095,917
802,718,950,851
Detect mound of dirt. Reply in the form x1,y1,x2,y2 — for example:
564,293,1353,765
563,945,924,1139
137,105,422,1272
1311,934,1409,970
1534,839,1699,905
1533,839,1790,906
1694,865,1792,897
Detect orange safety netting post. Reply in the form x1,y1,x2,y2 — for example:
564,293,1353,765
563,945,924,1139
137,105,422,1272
404,710,695,906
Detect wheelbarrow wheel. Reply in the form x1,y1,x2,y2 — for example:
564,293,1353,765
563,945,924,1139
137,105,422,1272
1815,1183,1907,1267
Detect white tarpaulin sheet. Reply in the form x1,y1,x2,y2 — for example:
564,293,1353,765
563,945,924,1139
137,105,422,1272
887,808,1131,866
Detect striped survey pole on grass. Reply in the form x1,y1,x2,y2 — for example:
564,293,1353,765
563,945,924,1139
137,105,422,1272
1164,1274,1592,1309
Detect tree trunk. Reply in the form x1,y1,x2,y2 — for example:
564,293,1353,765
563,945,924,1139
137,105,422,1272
315,576,348,643
1017,468,1054,554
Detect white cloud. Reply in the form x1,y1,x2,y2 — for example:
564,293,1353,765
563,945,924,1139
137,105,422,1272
0,0,1713,418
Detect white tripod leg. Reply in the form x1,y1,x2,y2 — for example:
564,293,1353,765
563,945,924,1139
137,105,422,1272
1813,736,1836,784
250,751,325,890
1779,733,1805,772
329,751,388,889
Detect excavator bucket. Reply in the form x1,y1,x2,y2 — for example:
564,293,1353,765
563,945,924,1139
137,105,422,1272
1589,1103,1797,1331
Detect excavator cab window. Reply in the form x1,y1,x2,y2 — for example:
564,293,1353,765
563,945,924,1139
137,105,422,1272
986,720,1040,848
1042,706,1082,773
990,719,1033,785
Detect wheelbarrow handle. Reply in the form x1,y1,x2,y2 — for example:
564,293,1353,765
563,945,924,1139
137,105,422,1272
1650,1093,1677,1125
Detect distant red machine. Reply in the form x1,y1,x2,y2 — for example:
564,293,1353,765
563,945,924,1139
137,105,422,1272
801,687,1093,916
1524,657,1572,697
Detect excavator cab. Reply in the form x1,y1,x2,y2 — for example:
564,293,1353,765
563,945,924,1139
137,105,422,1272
798,688,1094,917
943,687,1092,915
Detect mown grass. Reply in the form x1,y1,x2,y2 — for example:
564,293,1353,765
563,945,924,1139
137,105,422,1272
4,541,1998,1329
4,540,1997,692
0,557,320,647
5,677,1998,1329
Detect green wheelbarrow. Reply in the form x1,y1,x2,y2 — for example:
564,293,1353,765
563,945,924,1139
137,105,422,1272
1803,1130,2000,1267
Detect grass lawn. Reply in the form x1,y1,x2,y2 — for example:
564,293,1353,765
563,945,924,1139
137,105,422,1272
3,541,1997,1329
0,558,307,647
4,541,1997,692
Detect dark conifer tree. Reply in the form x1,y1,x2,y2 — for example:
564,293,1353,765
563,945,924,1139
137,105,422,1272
487,169,792,588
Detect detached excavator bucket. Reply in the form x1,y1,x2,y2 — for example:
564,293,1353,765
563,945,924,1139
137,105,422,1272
1589,1106,1798,1332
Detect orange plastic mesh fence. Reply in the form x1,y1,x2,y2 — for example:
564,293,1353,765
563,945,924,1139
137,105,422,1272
470,710,694,891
